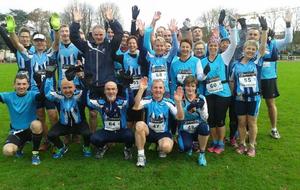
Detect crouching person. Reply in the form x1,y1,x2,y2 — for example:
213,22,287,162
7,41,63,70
45,74,91,159
178,76,210,166
1,72,43,165
88,81,135,160
133,77,184,167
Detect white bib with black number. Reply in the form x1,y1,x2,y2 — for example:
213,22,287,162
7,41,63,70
183,120,199,133
151,66,167,81
130,76,141,90
177,72,191,84
149,121,165,133
104,119,121,131
206,77,223,93
239,73,257,88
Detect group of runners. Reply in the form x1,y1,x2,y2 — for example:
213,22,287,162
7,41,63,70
0,5,293,167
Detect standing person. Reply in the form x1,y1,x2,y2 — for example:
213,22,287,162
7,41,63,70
201,17,237,154
1,73,43,165
45,75,92,159
133,78,184,167
88,81,135,160
260,11,293,139
70,7,123,133
6,14,60,151
231,19,268,156
143,11,179,96
178,76,210,166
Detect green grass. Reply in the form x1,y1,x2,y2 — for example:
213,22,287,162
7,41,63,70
0,62,299,190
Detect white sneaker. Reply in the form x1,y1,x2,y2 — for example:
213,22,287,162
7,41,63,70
136,155,146,167
270,130,281,139
159,151,167,158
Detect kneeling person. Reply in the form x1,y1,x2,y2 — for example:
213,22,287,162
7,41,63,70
88,81,135,160
45,77,91,158
133,78,184,167
1,73,43,165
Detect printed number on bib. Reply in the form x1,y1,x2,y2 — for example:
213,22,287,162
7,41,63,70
183,121,199,133
149,121,165,133
239,73,257,88
130,76,141,90
104,119,120,131
262,61,271,68
177,72,192,84
152,66,167,81
206,77,223,93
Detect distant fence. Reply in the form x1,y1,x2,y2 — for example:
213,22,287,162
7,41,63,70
279,55,300,61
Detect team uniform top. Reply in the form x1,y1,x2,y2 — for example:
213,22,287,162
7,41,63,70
87,95,132,131
231,55,263,102
57,42,81,87
179,95,208,134
0,91,39,132
143,26,179,93
202,27,237,97
141,96,177,133
45,77,84,126
170,55,204,96
261,27,293,80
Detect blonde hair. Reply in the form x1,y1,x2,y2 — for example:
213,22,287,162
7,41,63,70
243,40,258,50
154,36,166,44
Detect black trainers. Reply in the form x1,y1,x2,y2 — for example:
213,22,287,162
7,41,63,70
95,145,108,159
123,147,132,160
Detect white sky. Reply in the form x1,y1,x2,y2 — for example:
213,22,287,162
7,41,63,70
0,0,299,31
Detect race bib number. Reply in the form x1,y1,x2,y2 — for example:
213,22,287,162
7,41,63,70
129,76,141,90
149,119,165,133
206,77,223,93
182,121,199,133
262,61,271,68
239,73,257,88
151,66,167,81
177,71,192,84
104,119,121,131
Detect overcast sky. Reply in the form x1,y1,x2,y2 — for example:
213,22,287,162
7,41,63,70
1,0,299,31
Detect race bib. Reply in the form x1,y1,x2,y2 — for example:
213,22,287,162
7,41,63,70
151,66,167,81
37,70,46,81
129,76,141,90
262,61,271,68
104,119,121,131
177,70,192,84
62,65,72,77
239,73,257,88
149,122,165,133
206,77,223,93
182,120,199,133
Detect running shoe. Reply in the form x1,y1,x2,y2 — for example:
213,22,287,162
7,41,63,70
124,147,133,160
270,130,281,139
53,145,68,159
32,153,41,165
95,145,108,159
83,146,92,157
136,154,146,167
198,153,207,166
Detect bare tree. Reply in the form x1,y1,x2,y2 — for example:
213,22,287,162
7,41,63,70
61,0,94,36
95,2,122,28
27,8,51,34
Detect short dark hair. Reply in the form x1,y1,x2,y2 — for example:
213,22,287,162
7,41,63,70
127,35,138,43
180,38,192,48
18,27,30,36
14,71,29,83
184,75,198,86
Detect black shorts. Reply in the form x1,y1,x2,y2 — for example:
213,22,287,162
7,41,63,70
37,98,57,110
127,108,144,122
5,128,32,147
261,78,280,99
235,100,261,117
206,95,231,128
146,129,172,143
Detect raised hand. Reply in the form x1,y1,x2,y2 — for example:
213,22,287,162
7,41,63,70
139,77,148,90
169,19,178,33
72,7,83,23
136,19,145,36
153,11,161,22
237,18,247,30
132,5,140,20
5,15,16,33
228,15,237,28
49,13,61,31
258,16,268,31
284,9,292,27
218,9,226,25
104,7,114,21
174,86,184,102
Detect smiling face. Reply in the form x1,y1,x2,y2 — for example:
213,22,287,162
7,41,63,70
151,80,165,101
220,40,230,53
104,81,118,102
192,28,203,42
180,41,192,58
92,27,106,44
14,78,29,96
61,79,75,98
19,31,31,47
33,39,47,52
184,82,197,97
243,45,257,60
193,43,205,58
127,38,138,53
121,33,130,47
247,29,260,41
60,26,70,44
208,42,219,56
154,37,166,56
106,28,114,40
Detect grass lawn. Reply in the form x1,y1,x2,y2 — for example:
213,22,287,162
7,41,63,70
0,62,299,190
